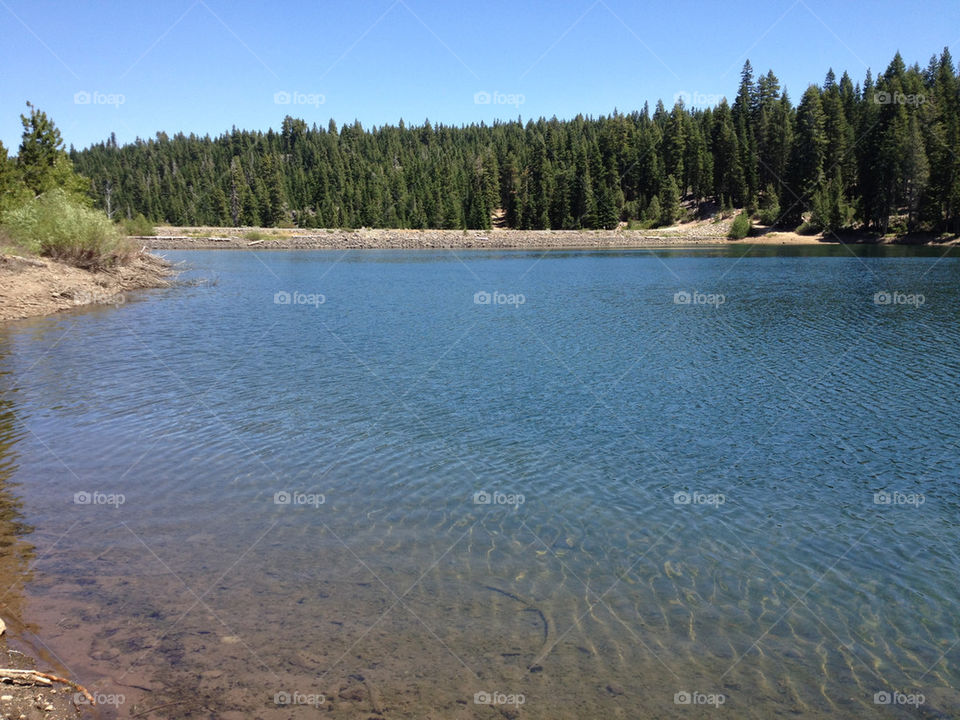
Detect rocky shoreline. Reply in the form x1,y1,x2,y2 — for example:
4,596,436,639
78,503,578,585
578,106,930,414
141,225,750,251
140,225,959,251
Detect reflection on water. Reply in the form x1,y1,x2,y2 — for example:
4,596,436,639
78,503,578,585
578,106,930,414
0,345,40,656
0,246,959,718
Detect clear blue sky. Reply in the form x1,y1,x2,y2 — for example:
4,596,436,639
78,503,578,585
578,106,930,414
2,0,959,151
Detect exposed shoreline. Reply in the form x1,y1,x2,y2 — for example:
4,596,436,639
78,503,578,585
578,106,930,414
0,252,174,323
141,225,959,251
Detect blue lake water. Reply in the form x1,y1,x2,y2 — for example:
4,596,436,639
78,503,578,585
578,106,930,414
1,245,959,718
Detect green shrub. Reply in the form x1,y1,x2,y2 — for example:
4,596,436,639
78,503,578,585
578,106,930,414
2,189,131,268
626,218,658,230
758,184,781,225
243,230,267,241
120,213,155,236
728,212,751,239
796,221,820,235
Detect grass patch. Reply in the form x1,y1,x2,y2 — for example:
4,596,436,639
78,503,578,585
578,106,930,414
119,213,156,236
243,230,269,242
2,190,132,269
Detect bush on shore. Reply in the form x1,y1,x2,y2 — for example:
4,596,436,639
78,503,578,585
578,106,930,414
728,212,751,239
119,213,155,236
2,189,133,268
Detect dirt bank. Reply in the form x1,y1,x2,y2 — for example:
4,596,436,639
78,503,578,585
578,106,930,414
0,252,174,322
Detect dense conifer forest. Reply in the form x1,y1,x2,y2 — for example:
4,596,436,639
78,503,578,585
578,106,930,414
65,50,960,234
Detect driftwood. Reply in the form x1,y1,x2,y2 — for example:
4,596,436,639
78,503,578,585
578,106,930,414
0,668,96,704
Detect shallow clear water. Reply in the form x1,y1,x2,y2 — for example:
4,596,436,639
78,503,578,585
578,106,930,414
1,245,959,718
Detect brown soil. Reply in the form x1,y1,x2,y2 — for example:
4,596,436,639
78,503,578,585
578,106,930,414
0,252,174,322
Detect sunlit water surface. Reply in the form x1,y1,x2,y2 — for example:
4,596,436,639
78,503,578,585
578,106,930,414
0,245,958,719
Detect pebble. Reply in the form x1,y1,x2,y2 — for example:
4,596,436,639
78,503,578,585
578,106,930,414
1,695,12,701
606,683,625,696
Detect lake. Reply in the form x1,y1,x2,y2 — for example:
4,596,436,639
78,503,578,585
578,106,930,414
1,245,958,719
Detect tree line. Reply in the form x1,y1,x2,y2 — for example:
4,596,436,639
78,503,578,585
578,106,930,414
61,49,960,234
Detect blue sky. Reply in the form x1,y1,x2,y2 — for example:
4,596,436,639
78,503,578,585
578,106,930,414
2,0,959,151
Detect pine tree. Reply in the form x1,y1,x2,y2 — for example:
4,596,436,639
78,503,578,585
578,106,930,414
784,85,827,226
17,102,87,199
229,157,242,226
659,175,681,226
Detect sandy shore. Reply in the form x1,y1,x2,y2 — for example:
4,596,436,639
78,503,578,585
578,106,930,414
0,252,174,322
